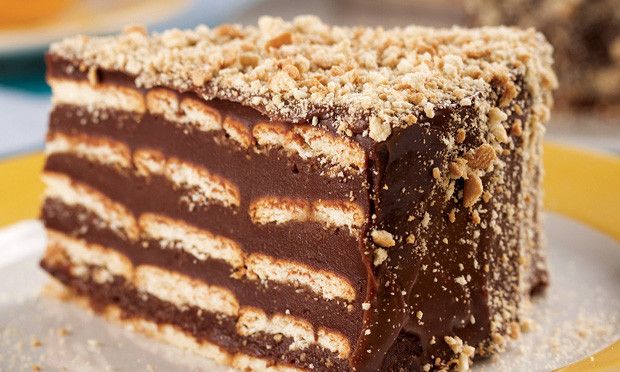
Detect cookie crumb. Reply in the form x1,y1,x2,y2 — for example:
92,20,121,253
455,128,466,144
371,229,396,248
466,144,496,170
57,327,71,337
30,337,42,348
406,234,416,244
448,208,456,223
463,173,483,207
471,210,481,224
373,248,388,266
511,119,523,137
264,31,293,50
421,212,431,228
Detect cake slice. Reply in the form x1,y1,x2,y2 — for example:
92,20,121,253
40,16,556,371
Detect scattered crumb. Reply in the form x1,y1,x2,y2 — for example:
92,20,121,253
520,317,534,333
511,119,523,137
471,210,481,224
421,212,431,228
492,332,506,350
448,208,456,223
30,338,42,348
444,336,475,371
509,322,521,340
455,128,466,144
466,144,496,170
373,248,388,266
463,173,483,208
57,327,71,337
371,229,396,248
406,234,416,244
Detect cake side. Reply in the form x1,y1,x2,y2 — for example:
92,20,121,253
41,60,375,371
357,75,550,371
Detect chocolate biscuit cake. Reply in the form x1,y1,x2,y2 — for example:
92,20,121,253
40,16,556,371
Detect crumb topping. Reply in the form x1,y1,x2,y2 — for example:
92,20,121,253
49,15,555,142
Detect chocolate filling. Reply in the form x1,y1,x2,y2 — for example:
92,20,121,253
43,90,376,369
48,105,369,204
43,262,350,371
42,198,362,341
45,152,368,287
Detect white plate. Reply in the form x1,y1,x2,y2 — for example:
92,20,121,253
0,213,619,371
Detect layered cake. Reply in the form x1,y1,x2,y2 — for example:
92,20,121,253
465,0,619,113
40,16,556,371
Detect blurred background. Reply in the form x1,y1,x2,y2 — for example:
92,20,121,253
0,0,618,159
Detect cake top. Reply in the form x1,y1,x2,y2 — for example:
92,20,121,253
49,16,556,142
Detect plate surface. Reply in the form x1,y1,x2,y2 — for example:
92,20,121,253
0,213,618,371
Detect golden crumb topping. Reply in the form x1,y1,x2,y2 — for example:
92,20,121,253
50,15,556,142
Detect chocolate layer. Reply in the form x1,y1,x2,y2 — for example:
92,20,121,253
42,198,362,341
47,97,373,286
48,104,369,202
44,152,368,290
43,262,349,371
